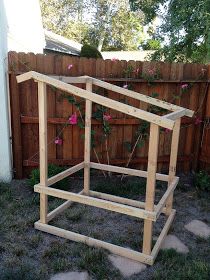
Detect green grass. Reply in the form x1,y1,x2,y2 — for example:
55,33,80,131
0,178,210,280
155,249,210,280
78,247,120,279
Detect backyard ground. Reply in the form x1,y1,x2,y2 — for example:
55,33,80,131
0,173,210,280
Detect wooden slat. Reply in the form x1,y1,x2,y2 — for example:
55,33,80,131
84,80,92,195
38,82,48,224
9,73,23,178
20,115,194,125
16,71,175,129
164,109,187,120
90,162,169,181
47,162,84,186
165,119,181,215
34,185,156,220
91,77,194,117
151,209,176,261
143,124,159,255
155,177,179,218
34,222,153,265
23,155,193,167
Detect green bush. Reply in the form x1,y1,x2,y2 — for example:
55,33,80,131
29,164,69,190
80,44,102,58
195,170,210,192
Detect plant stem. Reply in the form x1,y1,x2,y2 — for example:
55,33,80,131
93,148,107,178
121,133,142,181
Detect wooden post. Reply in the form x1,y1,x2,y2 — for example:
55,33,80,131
38,82,48,223
165,118,181,215
84,80,92,195
143,124,159,255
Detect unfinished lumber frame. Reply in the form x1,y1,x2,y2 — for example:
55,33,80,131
17,71,194,265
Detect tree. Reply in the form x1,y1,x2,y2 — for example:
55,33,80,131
40,0,145,51
40,0,90,43
129,0,210,63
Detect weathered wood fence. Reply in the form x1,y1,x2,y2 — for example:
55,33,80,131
8,52,210,178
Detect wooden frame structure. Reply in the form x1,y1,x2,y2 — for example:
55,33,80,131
17,71,194,265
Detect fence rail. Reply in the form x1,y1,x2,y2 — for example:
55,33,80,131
8,51,210,178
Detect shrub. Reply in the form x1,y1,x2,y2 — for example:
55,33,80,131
29,164,69,190
195,170,210,192
80,44,102,58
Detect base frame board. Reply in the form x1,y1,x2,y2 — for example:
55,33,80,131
33,164,178,265
34,203,176,265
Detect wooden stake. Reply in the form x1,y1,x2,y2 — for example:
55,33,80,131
84,80,92,195
166,118,181,215
38,82,48,224
143,124,159,255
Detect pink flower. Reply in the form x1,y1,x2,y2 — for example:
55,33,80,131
69,112,77,125
148,69,155,75
164,128,172,134
123,84,128,89
195,117,202,125
135,68,140,74
181,84,188,89
68,64,73,70
103,113,112,121
111,57,118,62
54,137,63,145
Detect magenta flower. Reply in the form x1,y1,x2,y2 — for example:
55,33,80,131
195,117,202,125
54,137,63,145
103,113,112,121
69,112,77,125
181,84,188,89
148,69,155,75
68,64,73,70
123,84,128,89
164,128,172,134
111,57,118,62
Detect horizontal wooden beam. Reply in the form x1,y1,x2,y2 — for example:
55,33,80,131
151,209,176,262
34,222,154,265
20,115,193,125
90,162,169,182
16,71,175,129
23,155,193,167
20,115,141,125
9,71,209,84
34,185,156,220
47,162,84,186
89,190,146,209
89,191,166,214
155,177,179,218
164,109,186,120
50,75,87,83
90,77,194,117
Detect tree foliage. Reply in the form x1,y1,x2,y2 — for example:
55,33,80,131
129,0,210,63
40,0,144,51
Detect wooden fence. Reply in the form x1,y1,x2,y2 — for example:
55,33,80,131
8,51,210,178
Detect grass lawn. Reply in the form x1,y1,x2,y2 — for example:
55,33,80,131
0,175,210,279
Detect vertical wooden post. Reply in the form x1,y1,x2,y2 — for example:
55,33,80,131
143,124,159,255
84,80,92,195
38,82,48,224
165,118,181,215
